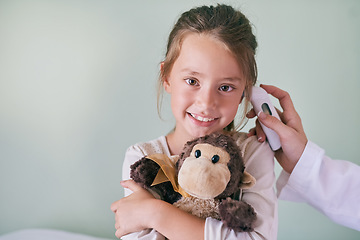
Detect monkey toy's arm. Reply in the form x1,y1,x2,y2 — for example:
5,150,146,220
130,156,182,204
218,197,257,232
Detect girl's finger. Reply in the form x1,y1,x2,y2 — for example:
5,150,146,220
110,200,120,212
115,228,125,239
120,179,143,192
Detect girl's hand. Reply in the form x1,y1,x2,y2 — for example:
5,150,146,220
247,84,308,173
110,180,156,239
111,180,205,240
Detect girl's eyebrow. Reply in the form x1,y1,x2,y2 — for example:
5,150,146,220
180,68,243,82
223,77,243,82
181,69,242,81
180,68,201,76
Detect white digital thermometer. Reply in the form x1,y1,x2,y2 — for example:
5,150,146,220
250,86,281,151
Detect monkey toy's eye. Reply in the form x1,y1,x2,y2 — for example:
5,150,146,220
211,155,219,164
195,149,201,158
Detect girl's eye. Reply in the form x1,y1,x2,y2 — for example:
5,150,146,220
219,85,234,92
185,78,198,86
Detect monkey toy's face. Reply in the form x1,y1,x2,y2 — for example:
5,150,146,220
178,143,232,199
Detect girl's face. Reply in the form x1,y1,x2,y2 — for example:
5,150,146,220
164,33,245,140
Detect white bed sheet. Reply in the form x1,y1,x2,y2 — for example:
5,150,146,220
0,229,114,240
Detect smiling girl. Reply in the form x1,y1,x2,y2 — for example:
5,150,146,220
111,4,277,240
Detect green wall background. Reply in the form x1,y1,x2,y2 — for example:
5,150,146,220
0,0,359,239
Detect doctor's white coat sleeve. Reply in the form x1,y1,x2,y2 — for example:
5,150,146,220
277,141,360,231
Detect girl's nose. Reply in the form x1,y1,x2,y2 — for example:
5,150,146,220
196,87,217,110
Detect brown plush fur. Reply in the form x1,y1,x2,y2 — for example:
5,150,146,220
130,132,257,232
177,132,245,199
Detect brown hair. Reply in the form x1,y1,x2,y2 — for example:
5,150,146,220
158,4,257,131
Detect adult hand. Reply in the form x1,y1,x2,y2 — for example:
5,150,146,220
247,84,308,173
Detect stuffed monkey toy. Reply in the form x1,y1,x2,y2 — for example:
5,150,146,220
130,132,257,232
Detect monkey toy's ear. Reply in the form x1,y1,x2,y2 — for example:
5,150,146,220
239,171,256,190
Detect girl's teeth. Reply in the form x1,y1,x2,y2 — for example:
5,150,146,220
191,114,215,122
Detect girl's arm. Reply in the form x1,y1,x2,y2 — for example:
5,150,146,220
116,137,277,239
111,180,205,240
116,141,205,239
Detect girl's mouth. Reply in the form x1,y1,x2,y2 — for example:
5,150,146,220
189,113,216,122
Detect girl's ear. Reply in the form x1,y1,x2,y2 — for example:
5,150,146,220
160,61,165,72
161,62,171,93
164,79,171,93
